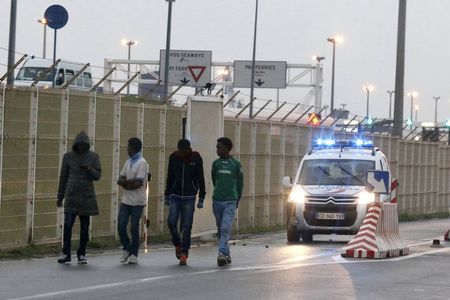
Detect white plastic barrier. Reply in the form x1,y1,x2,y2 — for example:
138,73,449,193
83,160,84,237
341,202,409,259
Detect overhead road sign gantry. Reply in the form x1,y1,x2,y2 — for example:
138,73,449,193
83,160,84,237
159,50,212,88
233,60,287,89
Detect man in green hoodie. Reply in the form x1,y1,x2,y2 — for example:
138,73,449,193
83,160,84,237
211,137,243,266
56,131,101,265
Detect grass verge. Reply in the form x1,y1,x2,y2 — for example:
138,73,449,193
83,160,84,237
0,234,172,261
399,211,449,222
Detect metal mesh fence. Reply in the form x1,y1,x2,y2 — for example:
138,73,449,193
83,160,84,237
0,86,449,247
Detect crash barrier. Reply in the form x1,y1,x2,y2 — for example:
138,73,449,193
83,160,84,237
341,202,409,258
445,229,449,241
390,178,398,203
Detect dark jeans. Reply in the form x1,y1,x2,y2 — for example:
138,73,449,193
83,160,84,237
118,203,144,256
167,195,196,255
63,213,90,257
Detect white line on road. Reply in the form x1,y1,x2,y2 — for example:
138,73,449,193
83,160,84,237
5,245,449,300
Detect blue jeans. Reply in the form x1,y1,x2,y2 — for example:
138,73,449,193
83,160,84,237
213,200,237,256
167,195,196,255
62,213,90,257
118,203,144,256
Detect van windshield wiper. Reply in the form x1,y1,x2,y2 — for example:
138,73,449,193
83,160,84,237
317,166,346,185
338,166,364,185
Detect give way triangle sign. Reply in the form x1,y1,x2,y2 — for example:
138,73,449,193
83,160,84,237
188,66,206,82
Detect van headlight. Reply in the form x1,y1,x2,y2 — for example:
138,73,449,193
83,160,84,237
288,185,306,204
358,190,375,204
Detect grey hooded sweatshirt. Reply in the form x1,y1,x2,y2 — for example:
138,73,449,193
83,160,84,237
57,132,101,216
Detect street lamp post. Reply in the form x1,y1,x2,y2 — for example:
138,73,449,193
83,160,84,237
38,18,47,58
164,0,175,103
123,39,137,95
414,105,419,121
6,0,18,86
387,90,395,119
249,0,259,118
408,91,418,127
327,36,343,113
363,85,374,117
433,96,440,123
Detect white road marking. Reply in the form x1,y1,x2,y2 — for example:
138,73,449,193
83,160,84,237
4,238,449,300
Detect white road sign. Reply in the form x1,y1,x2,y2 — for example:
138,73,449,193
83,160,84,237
366,170,391,194
159,50,212,87
233,60,287,89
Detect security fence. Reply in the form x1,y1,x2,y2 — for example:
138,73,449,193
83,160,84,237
0,86,449,248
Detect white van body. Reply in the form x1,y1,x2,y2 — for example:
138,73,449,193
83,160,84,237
284,139,390,243
15,58,93,90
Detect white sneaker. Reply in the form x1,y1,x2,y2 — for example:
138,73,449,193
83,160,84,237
128,254,138,264
120,251,130,264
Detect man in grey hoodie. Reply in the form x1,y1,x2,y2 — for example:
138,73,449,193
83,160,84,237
56,131,101,264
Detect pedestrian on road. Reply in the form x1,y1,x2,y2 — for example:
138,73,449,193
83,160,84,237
57,131,101,265
117,137,149,264
211,137,243,266
165,138,206,266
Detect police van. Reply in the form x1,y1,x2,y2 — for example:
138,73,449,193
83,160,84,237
282,139,390,242
15,57,93,90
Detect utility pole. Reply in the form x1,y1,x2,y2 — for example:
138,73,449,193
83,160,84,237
7,0,18,86
393,0,407,137
433,96,440,123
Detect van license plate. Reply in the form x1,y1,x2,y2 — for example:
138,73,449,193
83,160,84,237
316,212,345,220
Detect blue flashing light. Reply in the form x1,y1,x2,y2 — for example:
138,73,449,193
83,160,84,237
352,139,373,147
314,138,335,147
312,139,373,150
324,139,335,146
355,139,364,147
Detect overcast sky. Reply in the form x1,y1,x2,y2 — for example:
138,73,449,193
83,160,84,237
1,0,450,122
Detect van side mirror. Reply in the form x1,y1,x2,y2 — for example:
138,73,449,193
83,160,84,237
282,176,292,188
56,76,63,86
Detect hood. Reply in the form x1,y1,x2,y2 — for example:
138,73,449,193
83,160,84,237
174,148,199,163
302,185,365,196
72,131,91,151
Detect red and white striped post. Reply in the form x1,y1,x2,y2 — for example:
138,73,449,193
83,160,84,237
390,178,398,203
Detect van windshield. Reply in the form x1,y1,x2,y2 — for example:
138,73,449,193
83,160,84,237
298,159,375,186
16,67,53,82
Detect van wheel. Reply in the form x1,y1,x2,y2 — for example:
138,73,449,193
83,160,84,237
301,230,313,243
287,225,300,243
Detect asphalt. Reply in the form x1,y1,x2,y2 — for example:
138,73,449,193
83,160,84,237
0,219,449,300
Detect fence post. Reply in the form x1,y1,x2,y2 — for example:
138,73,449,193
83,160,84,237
157,106,167,233
0,85,5,215
234,120,241,230
56,90,69,243
279,124,287,225
110,95,121,239
249,121,257,228
88,93,97,238
26,88,39,244
137,103,148,245
264,124,271,227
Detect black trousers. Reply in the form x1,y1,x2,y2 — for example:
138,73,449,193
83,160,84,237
62,213,90,257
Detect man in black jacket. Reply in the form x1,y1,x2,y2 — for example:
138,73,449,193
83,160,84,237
165,138,206,266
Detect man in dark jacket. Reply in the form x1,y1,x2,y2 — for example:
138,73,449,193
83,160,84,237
165,138,206,266
56,131,101,264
